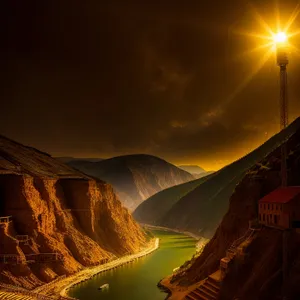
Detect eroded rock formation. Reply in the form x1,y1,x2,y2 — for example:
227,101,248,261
0,135,146,288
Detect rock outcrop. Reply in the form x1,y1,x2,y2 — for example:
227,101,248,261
135,118,300,238
0,135,146,288
172,117,300,300
68,154,194,211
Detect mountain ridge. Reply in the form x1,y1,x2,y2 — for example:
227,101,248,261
67,154,194,211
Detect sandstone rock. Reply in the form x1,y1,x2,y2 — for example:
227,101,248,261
0,135,146,288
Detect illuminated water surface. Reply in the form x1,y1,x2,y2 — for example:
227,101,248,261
69,230,196,300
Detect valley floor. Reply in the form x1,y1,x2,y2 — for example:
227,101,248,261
33,238,159,299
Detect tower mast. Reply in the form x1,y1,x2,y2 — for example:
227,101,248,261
276,43,289,186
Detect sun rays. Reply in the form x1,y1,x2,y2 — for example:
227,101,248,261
225,47,274,107
223,1,300,106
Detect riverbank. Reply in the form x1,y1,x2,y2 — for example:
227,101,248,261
141,224,209,253
143,225,209,300
33,238,159,299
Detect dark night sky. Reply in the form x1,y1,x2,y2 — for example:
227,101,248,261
2,0,300,170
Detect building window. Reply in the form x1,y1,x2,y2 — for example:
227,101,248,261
263,214,265,221
268,204,270,210
274,215,278,224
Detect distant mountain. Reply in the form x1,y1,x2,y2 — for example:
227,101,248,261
178,165,214,179
56,157,103,163
178,165,206,174
134,118,300,238
67,154,194,211
192,170,215,179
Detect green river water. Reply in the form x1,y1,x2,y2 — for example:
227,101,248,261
68,230,196,300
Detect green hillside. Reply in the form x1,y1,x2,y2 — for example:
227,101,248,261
133,173,215,224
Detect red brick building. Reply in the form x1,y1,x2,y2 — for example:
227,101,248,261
258,187,300,229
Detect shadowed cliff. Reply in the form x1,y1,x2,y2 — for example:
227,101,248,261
172,117,300,300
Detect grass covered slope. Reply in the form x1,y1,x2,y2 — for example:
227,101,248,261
68,154,194,211
134,118,300,238
134,174,214,224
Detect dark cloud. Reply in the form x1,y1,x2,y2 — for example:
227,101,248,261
1,0,300,170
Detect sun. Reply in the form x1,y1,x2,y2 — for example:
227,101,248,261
220,3,300,108
273,32,288,44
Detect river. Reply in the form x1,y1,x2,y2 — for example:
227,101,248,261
68,230,197,300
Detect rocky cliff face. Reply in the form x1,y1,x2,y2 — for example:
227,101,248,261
68,154,194,211
135,118,300,238
173,118,300,300
0,135,146,288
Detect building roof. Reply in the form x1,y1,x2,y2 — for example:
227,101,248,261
259,186,300,204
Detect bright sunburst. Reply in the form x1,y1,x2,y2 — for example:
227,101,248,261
246,2,300,51
273,32,287,43
223,2,300,106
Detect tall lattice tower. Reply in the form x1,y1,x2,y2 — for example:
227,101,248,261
276,38,289,187
275,33,290,300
